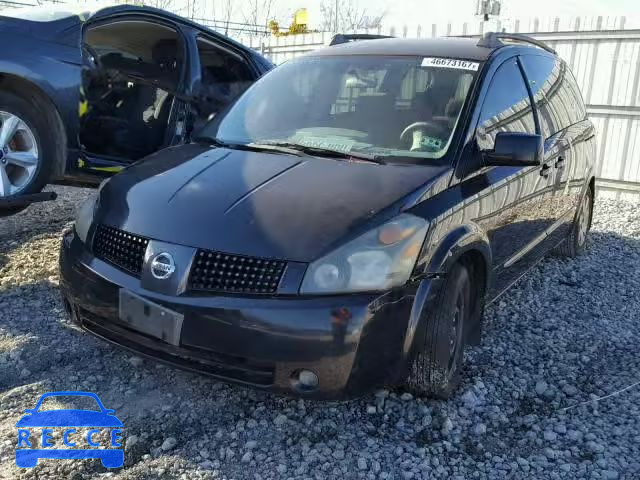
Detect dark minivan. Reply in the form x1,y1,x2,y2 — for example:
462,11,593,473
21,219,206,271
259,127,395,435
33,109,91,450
59,33,596,399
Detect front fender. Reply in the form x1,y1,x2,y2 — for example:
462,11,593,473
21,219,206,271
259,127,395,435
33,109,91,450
0,33,81,148
418,223,492,278
399,223,492,371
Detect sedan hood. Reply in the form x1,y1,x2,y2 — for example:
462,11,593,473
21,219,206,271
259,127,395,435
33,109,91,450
98,144,450,262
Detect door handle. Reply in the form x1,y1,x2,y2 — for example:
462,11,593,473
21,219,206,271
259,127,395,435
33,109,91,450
540,163,551,177
555,156,565,169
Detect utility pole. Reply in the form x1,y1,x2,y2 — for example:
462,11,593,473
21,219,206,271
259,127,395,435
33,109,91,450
334,0,338,32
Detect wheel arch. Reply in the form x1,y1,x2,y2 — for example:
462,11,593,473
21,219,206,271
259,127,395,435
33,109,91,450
401,224,492,364
419,223,492,280
0,72,67,178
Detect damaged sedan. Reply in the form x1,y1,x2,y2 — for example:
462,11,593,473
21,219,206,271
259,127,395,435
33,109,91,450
60,35,596,399
0,4,271,207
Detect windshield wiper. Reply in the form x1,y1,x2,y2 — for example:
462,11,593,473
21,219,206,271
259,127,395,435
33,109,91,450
194,138,386,163
258,142,387,165
194,137,306,157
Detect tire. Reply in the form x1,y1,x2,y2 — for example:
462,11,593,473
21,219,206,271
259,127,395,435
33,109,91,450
556,187,593,258
0,90,57,199
405,262,471,398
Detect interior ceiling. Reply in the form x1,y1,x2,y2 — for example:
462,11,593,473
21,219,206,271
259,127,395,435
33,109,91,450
86,21,179,63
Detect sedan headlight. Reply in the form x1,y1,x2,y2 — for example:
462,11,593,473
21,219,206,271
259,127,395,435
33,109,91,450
300,214,429,294
74,193,98,244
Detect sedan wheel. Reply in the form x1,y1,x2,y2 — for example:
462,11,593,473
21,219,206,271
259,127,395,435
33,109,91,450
0,111,40,197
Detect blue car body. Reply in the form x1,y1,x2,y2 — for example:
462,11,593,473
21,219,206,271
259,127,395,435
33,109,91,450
0,4,273,205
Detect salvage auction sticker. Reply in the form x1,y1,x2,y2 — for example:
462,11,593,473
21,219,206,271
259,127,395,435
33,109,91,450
421,57,480,71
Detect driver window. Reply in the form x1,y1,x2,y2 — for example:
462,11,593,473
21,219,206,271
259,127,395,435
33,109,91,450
476,59,535,150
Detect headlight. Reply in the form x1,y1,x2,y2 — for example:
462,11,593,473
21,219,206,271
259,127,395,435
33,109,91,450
74,193,98,244
300,214,429,294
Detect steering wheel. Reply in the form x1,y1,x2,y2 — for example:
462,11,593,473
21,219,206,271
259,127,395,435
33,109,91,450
399,121,445,143
83,44,102,70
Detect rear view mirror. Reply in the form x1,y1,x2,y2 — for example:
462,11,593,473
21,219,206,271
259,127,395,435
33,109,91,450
482,131,543,167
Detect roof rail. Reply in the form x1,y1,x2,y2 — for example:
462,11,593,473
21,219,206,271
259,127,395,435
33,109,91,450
477,32,556,54
329,33,394,46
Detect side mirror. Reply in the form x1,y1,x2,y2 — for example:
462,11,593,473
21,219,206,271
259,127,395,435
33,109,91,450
482,131,543,167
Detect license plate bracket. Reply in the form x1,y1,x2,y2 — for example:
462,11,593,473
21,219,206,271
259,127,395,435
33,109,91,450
118,290,184,346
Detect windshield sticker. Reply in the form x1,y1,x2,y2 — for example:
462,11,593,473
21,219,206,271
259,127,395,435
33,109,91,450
421,136,444,150
421,57,479,71
290,134,355,154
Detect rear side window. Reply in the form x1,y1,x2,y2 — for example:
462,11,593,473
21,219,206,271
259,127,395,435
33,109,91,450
520,55,587,138
476,58,536,150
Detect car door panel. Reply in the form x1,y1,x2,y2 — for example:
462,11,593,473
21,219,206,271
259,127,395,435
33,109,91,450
457,56,552,299
547,119,595,245
519,54,589,248
468,166,553,297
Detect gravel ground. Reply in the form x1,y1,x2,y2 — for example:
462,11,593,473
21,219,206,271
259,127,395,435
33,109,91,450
1,185,639,480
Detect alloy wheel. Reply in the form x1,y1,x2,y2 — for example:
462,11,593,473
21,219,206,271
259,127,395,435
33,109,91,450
0,111,40,197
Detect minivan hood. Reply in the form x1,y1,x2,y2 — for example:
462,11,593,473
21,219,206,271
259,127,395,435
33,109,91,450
98,144,450,262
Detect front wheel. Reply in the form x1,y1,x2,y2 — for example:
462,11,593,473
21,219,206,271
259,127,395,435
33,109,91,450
405,263,471,398
0,91,55,199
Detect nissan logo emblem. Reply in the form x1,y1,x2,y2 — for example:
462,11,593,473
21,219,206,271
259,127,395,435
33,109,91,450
150,252,175,280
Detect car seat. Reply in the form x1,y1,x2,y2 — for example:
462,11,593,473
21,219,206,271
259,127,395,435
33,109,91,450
355,94,399,146
109,40,179,158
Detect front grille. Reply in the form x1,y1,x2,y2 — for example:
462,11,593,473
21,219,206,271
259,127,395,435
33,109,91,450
93,225,148,277
79,308,275,386
188,249,286,294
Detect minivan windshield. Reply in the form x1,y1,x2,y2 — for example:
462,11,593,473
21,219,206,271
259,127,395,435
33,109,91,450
199,55,478,163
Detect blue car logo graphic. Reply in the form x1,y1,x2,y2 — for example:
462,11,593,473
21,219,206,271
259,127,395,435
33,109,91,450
15,391,123,468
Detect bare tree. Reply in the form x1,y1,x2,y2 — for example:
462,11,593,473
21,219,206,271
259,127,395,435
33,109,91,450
242,0,276,35
210,0,234,34
320,0,386,32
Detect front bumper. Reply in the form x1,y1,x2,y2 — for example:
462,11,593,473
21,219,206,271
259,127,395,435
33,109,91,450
59,231,430,399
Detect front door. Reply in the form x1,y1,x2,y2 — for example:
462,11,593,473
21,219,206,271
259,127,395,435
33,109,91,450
459,56,555,298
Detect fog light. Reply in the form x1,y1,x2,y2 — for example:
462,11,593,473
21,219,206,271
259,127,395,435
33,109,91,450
292,369,319,391
298,370,318,388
